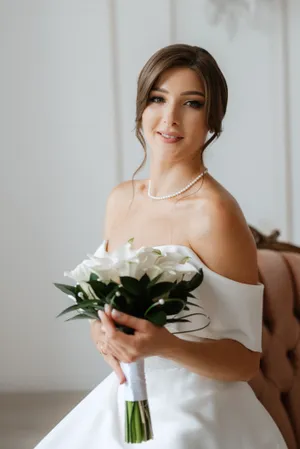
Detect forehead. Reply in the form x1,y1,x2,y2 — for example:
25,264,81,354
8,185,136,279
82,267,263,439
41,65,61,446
154,67,204,92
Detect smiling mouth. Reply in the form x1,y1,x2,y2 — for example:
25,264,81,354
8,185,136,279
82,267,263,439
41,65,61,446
157,132,184,142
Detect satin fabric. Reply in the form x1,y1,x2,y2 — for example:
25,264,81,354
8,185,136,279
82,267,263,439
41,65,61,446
34,243,287,448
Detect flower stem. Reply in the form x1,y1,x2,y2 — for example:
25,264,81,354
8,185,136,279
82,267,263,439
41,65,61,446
125,400,153,443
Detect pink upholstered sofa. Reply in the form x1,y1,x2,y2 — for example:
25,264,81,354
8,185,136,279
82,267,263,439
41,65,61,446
248,227,300,449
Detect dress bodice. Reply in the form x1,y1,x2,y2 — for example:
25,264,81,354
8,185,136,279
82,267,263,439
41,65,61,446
95,240,264,353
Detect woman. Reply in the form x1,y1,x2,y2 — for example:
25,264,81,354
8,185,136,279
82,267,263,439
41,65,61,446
35,44,288,448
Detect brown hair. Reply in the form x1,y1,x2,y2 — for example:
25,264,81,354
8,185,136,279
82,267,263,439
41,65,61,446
132,43,228,180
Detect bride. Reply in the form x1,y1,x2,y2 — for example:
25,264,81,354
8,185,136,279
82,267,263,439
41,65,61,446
35,43,288,448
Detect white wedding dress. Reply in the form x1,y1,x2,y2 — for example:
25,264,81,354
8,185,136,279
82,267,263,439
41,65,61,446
34,241,288,449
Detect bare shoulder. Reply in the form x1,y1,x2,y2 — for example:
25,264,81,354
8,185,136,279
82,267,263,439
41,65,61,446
189,177,258,284
103,179,147,239
107,178,147,204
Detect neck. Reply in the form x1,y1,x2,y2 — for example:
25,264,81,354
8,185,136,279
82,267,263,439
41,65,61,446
148,159,206,198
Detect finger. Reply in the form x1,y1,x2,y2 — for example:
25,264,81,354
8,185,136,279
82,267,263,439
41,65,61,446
95,337,107,354
104,303,112,317
98,310,116,334
111,309,149,332
90,319,104,342
100,348,126,384
109,356,126,384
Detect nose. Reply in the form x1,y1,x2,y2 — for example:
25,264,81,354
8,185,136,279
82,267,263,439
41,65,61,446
163,103,180,126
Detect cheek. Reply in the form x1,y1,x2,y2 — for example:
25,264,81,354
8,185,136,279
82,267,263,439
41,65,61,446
142,107,159,133
186,114,207,139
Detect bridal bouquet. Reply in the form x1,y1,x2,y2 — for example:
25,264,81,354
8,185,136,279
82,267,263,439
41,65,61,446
54,239,209,444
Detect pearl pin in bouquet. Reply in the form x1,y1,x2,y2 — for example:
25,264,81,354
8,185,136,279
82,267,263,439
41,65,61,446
54,239,210,444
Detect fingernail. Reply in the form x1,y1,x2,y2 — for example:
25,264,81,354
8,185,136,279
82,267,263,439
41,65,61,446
98,310,103,318
112,308,121,318
104,303,110,313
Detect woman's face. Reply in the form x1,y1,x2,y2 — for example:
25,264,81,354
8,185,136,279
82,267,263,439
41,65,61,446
141,67,208,161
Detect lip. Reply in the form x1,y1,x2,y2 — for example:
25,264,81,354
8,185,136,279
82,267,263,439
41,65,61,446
157,131,183,138
157,132,184,144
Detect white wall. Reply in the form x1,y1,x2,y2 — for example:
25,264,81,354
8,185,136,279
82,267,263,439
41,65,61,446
0,0,299,392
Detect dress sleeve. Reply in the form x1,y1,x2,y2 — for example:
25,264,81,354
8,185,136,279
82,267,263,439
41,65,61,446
167,267,264,353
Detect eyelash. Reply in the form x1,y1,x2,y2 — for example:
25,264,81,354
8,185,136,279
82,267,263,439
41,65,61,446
148,96,204,109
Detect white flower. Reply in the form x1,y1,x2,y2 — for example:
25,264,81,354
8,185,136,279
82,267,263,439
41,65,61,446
64,239,198,286
146,252,198,283
173,260,199,281
79,281,100,300
64,257,97,283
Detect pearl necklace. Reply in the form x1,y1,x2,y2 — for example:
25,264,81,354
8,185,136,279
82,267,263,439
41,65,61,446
148,168,208,200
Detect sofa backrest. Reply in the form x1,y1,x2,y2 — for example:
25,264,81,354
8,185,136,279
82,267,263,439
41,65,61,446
249,250,300,449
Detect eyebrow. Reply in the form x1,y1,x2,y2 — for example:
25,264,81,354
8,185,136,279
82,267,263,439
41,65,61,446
151,87,205,98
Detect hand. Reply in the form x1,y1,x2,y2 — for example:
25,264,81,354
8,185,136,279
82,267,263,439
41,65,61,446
90,315,126,384
98,305,176,363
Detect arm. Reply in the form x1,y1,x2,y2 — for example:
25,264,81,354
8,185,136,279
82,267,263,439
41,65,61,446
102,181,132,242
158,337,260,382
158,197,261,382
88,181,131,325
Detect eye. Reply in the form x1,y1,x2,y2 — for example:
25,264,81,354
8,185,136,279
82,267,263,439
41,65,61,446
185,100,204,109
148,96,164,104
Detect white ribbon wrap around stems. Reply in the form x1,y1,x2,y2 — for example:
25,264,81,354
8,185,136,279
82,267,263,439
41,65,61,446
120,359,148,402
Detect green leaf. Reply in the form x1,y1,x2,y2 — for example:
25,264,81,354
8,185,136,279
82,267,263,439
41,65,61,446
166,318,191,323
117,288,138,305
88,281,107,300
146,310,167,326
107,280,120,289
74,284,87,301
144,302,160,317
85,280,120,301
56,304,80,318
168,281,187,298
65,313,97,322
187,292,196,298
144,298,186,316
89,273,99,282
186,301,202,309
79,309,99,319
148,282,174,299
186,269,204,291
111,295,128,311
161,298,186,315
54,283,76,297
152,249,162,256
106,285,122,301
120,276,142,296
147,273,163,288
56,299,101,318
178,312,206,321
139,273,150,289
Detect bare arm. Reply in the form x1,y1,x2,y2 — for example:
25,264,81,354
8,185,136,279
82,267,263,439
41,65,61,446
89,181,132,382
158,198,261,382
